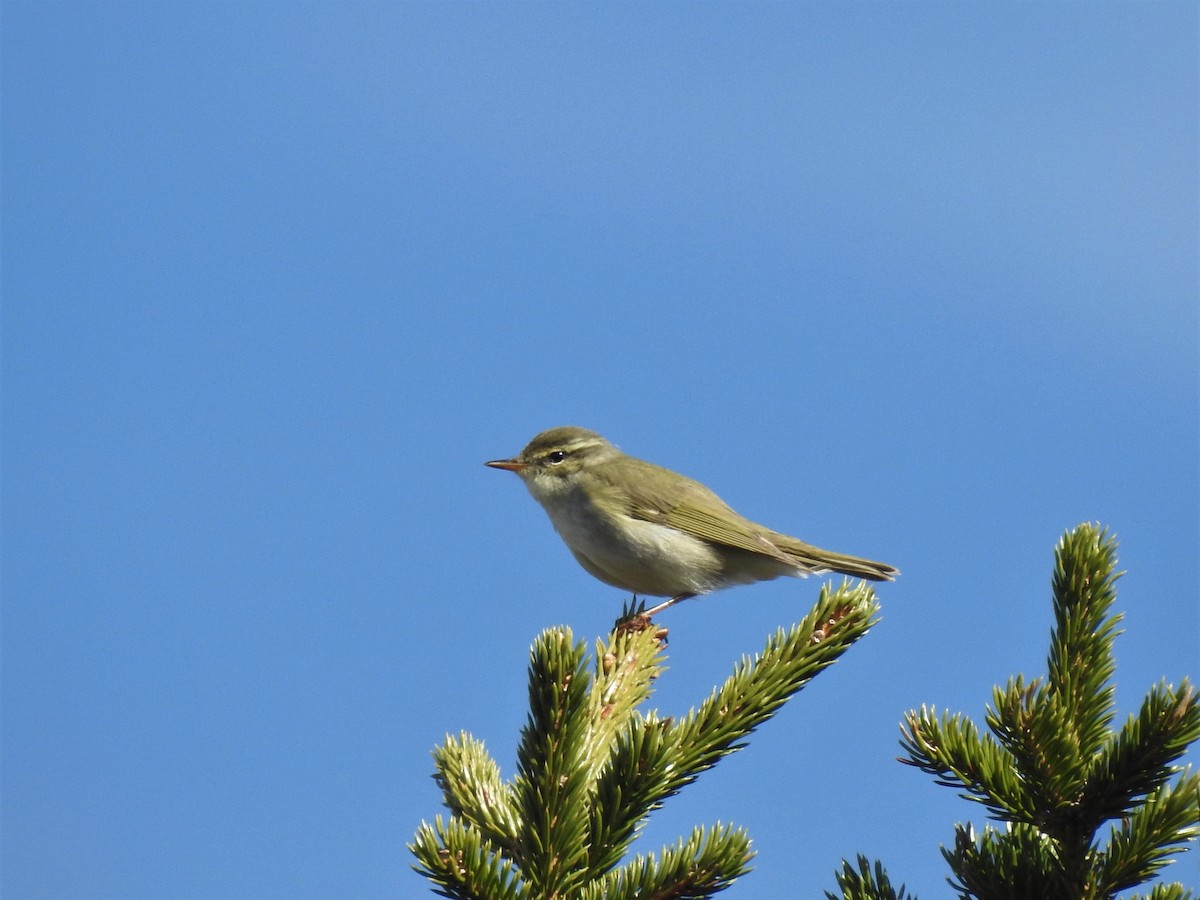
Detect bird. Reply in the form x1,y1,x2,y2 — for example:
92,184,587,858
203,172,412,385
486,426,897,617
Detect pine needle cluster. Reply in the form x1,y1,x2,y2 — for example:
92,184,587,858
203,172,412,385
411,581,880,899
832,523,1199,899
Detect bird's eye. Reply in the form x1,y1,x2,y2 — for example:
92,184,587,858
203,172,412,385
547,450,567,464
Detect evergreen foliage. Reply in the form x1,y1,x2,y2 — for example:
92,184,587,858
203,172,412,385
412,523,1196,898
411,580,881,899
828,855,918,900
830,524,1199,899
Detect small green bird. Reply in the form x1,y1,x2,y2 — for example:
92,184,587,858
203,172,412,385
487,426,897,617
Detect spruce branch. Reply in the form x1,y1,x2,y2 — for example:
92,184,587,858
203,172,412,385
1046,525,1122,760
670,580,879,782
985,676,1087,823
513,629,594,895
1084,682,1200,825
825,855,918,900
585,623,667,778
943,823,1070,900
411,815,529,900
586,710,677,874
1130,885,1196,900
899,708,1033,821
433,733,522,855
1095,769,1200,894
586,580,879,876
849,523,1200,898
412,579,882,898
577,823,753,900
583,625,676,876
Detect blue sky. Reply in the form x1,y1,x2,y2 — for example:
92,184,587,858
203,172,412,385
3,3,1197,898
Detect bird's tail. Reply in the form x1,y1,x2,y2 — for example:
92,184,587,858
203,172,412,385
770,532,899,582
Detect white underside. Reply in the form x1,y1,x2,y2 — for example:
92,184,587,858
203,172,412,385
526,478,800,597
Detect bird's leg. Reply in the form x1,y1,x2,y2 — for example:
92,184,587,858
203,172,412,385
639,592,697,619
614,592,695,635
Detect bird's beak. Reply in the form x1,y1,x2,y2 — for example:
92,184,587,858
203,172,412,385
485,458,527,472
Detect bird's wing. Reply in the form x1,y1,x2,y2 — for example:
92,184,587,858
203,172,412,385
601,458,797,564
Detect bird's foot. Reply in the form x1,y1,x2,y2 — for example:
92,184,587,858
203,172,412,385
614,595,657,636
612,592,695,640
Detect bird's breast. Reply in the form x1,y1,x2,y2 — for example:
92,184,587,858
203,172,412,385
531,488,724,596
